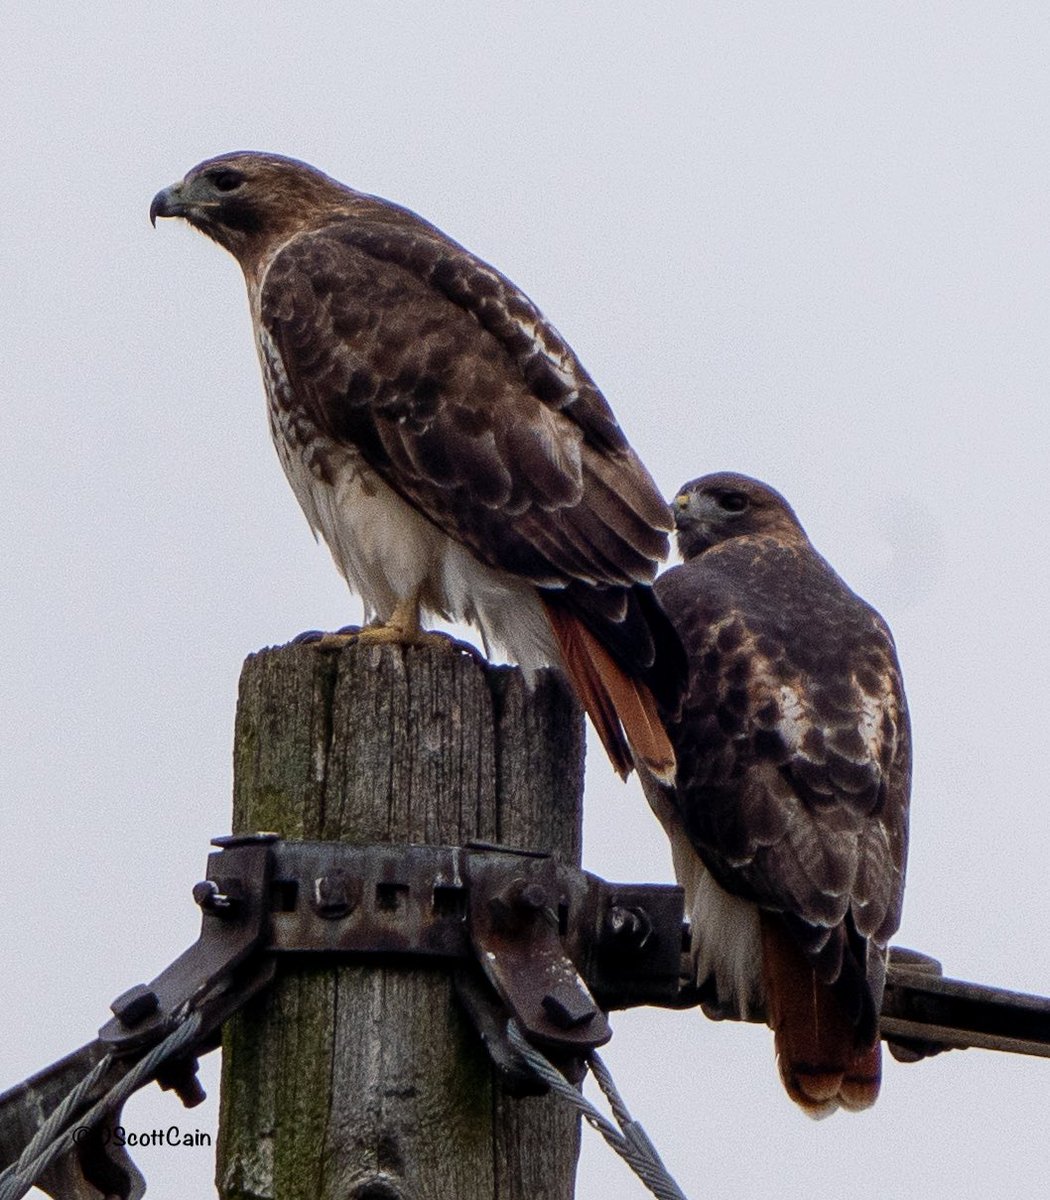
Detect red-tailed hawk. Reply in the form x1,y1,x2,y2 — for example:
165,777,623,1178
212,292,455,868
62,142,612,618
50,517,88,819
150,152,684,780
641,472,910,1115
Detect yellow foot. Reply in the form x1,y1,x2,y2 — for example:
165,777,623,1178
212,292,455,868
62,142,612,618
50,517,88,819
309,625,456,651
357,625,453,650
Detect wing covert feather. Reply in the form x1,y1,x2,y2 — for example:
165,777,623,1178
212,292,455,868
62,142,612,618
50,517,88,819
259,225,670,592
654,542,910,948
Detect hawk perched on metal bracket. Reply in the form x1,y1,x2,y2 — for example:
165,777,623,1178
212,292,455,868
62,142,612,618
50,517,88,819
640,472,910,1115
150,152,685,781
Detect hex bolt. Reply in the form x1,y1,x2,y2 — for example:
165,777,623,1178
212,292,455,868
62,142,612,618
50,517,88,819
174,1074,207,1108
516,881,549,912
313,871,360,919
110,984,160,1028
156,1056,207,1108
541,989,597,1030
488,877,549,929
604,904,653,953
192,879,236,915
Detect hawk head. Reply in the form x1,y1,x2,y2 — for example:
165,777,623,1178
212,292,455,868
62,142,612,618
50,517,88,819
150,151,360,269
672,471,807,560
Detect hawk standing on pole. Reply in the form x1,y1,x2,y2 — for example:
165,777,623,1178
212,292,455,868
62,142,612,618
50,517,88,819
641,472,910,1115
150,152,684,781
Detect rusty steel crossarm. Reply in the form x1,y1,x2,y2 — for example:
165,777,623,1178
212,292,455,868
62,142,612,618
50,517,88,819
97,837,276,1063
262,840,686,1011
9,831,1050,1200
0,837,278,1198
1,833,684,1159
263,839,686,1057
652,943,1050,1060
882,948,1050,1059
258,837,687,1085
0,1042,147,1200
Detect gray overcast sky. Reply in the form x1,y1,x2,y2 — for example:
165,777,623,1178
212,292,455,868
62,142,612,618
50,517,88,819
3,3,1050,1197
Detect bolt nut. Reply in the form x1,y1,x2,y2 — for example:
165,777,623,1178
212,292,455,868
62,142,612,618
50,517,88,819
192,879,236,914
312,870,361,919
541,989,597,1030
110,984,160,1028
517,881,549,912
488,877,549,929
604,904,653,953
156,1057,207,1108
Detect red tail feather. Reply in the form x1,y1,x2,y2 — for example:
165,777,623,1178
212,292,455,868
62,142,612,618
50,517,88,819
543,603,676,783
760,914,881,1117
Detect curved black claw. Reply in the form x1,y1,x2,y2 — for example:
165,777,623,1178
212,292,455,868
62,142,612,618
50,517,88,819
291,629,326,645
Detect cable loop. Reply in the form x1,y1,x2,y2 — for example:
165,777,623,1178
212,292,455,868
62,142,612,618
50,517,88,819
506,1021,690,1200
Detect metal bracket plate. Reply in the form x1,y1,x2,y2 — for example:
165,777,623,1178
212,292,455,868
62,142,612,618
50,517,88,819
882,948,1050,1060
7,834,1050,1200
465,851,611,1051
262,841,686,1020
98,838,276,1058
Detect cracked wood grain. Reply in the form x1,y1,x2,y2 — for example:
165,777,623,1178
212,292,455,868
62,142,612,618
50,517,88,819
217,639,584,1200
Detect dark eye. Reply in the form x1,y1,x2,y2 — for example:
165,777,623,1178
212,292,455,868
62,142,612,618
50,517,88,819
207,168,245,193
717,491,749,513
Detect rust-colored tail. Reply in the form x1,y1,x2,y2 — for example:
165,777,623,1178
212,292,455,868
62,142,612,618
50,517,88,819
760,914,881,1118
544,602,676,783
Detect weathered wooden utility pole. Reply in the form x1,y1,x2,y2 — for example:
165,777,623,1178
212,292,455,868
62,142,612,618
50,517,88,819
216,638,586,1200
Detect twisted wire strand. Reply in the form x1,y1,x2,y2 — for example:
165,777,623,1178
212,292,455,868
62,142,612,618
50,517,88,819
0,1011,204,1200
588,1049,686,1190
0,1052,115,1196
505,1022,690,1200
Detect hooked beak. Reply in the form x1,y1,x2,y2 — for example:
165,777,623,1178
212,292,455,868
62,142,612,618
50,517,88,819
672,493,691,529
150,183,184,227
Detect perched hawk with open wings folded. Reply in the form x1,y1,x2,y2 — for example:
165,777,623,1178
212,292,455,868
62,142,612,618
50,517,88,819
151,152,684,781
640,472,910,1115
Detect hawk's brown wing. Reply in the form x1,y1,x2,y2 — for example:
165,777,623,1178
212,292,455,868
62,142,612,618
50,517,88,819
259,217,681,684
655,538,909,1024
259,213,685,776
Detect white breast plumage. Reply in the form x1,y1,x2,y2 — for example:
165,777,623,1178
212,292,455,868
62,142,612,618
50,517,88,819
253,324,559,673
